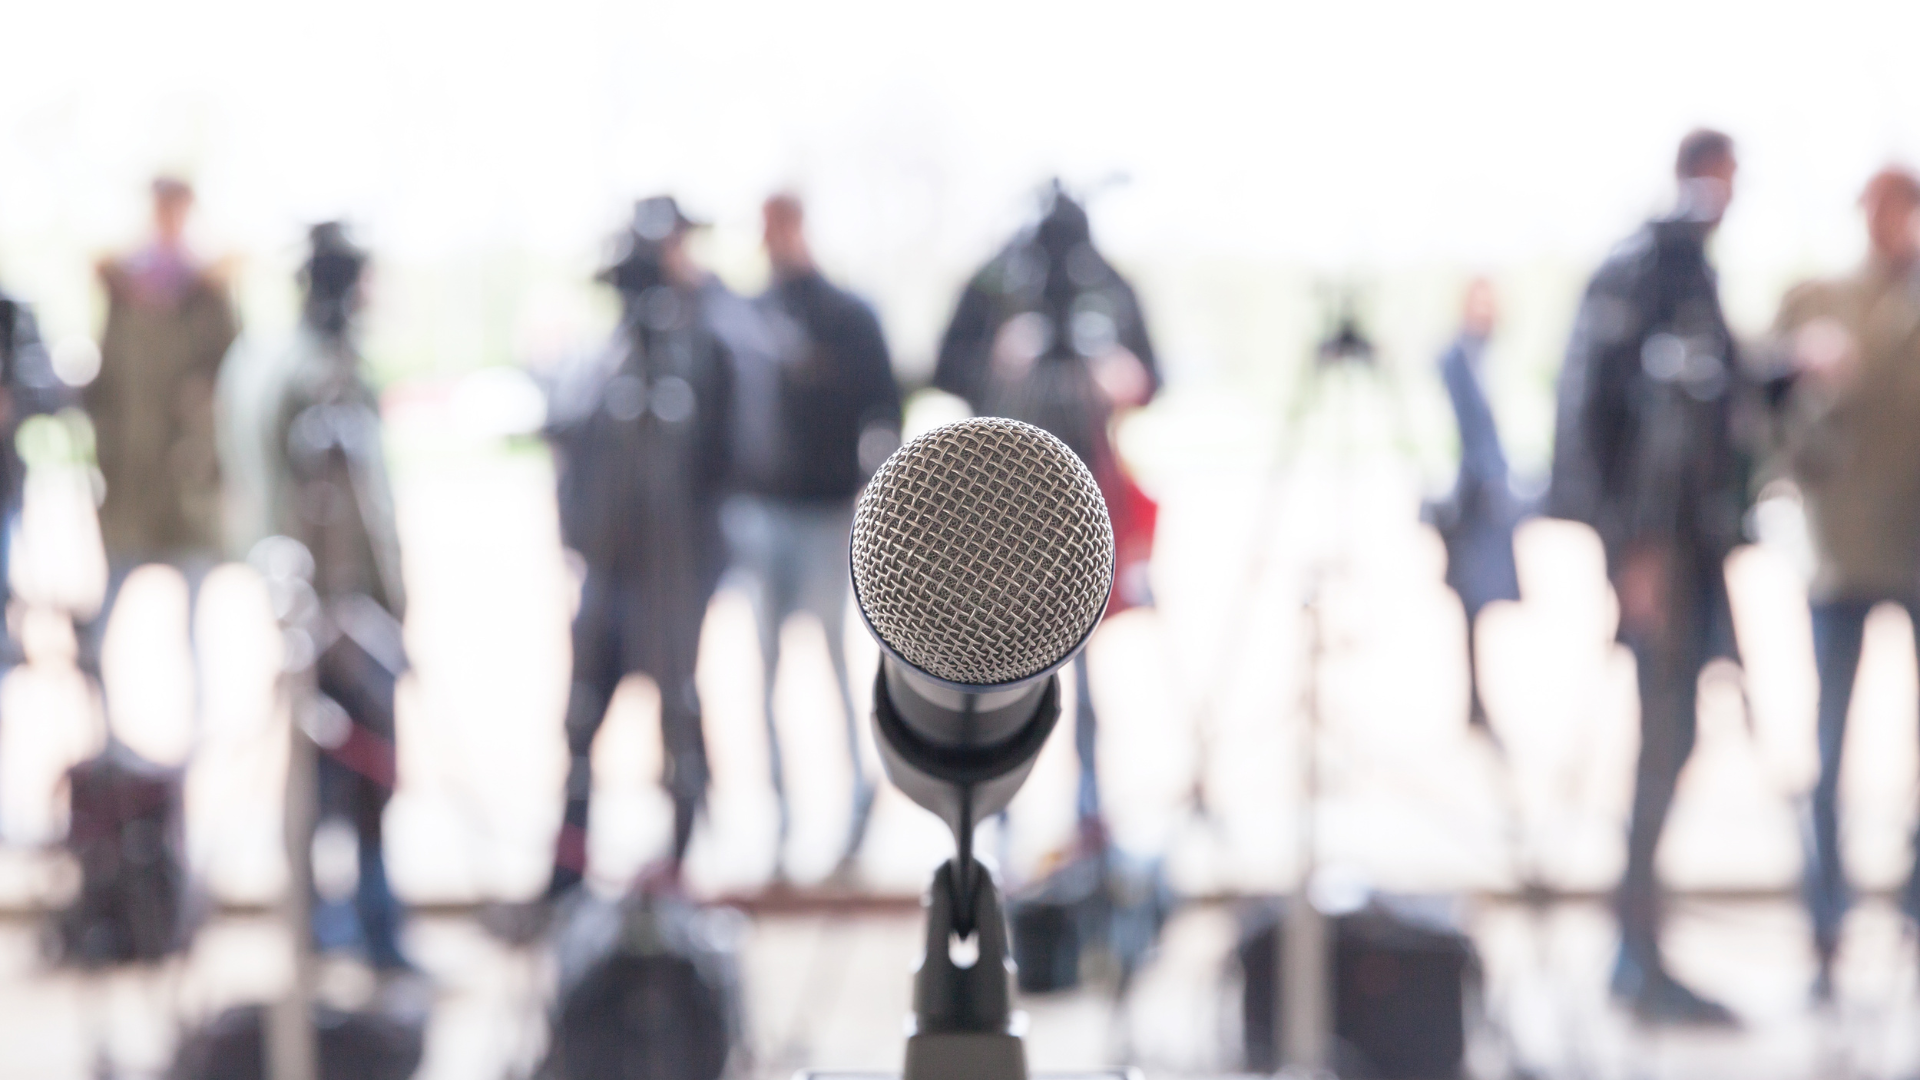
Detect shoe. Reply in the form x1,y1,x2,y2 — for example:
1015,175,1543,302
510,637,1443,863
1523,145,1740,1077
366,937,419,975
1811,966,1835,1006
1630,974,1739,1027
824,852,864,890
1075,814,1111,859
478,897,558,947
1610,948,1739,1027
840,781,877,868
632,856,685,898
1811,941,1837,1005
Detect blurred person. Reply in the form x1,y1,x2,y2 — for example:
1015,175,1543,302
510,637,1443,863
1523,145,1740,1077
0,282,72,659
722,193,900,879
1429,278,1523,732
1768,166,1920,1001
1548,129,1746,1025
248,223,413,970
540,196,733,901
81,176,238,716
933,183,1159,845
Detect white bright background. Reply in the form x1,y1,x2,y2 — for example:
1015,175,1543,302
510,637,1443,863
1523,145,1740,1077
0,0,1917,911
5,0,1920,388
9,10,1920,1075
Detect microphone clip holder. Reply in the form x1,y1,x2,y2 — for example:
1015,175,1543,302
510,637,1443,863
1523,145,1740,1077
871,670,1063,1080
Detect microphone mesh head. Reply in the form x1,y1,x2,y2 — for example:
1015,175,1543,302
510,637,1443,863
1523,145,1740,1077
851,417,1115,686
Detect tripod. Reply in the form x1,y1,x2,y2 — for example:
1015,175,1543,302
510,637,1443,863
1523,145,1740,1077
1192,299,1426,1076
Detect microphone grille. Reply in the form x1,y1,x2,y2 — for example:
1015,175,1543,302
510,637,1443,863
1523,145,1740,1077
851,417,1115,686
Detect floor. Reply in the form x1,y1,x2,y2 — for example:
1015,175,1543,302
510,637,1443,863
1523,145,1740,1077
3,387,1920,1076
6,896,1920,1079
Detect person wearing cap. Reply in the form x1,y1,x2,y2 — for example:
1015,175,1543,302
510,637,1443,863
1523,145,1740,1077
541,196,733,899
1548,129,1747,1026
1769,165,1920,1002
82,176,238,717
236,222,414,970
722,193,900,881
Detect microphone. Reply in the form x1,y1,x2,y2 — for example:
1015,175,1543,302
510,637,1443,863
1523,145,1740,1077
849,416,1114,1080
851,415,1114,831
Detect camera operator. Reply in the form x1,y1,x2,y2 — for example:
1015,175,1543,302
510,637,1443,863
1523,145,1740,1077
722,193,900,879
1548,129,1747,1026
1768,166,1920,1002
933,184,1158,845
541,197,733,902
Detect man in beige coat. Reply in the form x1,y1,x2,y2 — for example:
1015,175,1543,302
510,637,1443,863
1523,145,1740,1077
1773,165,1920,1000
81,177,238,714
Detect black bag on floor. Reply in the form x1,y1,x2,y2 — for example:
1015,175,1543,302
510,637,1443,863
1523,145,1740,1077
538,892,745,1080
51,741,191,966
166,1003,426,1080
1007,849,1175,995
1238,895,1478,1080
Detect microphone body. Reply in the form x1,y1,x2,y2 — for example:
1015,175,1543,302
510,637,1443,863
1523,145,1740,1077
847,416,1114,1078
849,415,1114,842
872,657,1055,842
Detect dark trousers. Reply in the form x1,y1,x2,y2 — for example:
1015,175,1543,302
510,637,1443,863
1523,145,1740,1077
1617,551,1731,969
1807,596,1920,953
721,495,868,848
311,612,408,968
549,568,710,896
315,752,405,968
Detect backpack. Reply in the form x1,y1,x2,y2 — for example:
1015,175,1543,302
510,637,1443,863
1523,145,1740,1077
167,1003,425,1080
51,741,192,966
538,892,745,1080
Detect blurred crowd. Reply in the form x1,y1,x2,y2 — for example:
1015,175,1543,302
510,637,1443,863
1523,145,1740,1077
5,121,1920,1058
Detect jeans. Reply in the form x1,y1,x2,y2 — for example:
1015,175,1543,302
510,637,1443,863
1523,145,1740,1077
1073,651,1101,824
314,751,407,968
1806,596,1920,953
721,495,871,853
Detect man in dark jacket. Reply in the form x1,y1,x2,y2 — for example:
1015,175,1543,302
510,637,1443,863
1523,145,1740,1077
933,185,1158,839
543,197,733,898
1549,130,1746,1025
723,193,900,878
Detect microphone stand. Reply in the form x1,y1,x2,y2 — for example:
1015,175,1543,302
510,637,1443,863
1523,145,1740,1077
802,669,1137,1080
261,542,322,1080
1280,582,1332,1077
871,673,1064,1080
1253,298,1419,1079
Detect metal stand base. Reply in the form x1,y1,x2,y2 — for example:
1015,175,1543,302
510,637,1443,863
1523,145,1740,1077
799,1073,1137,1079
904,1032,1028,1080
800,1074,1136,1079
